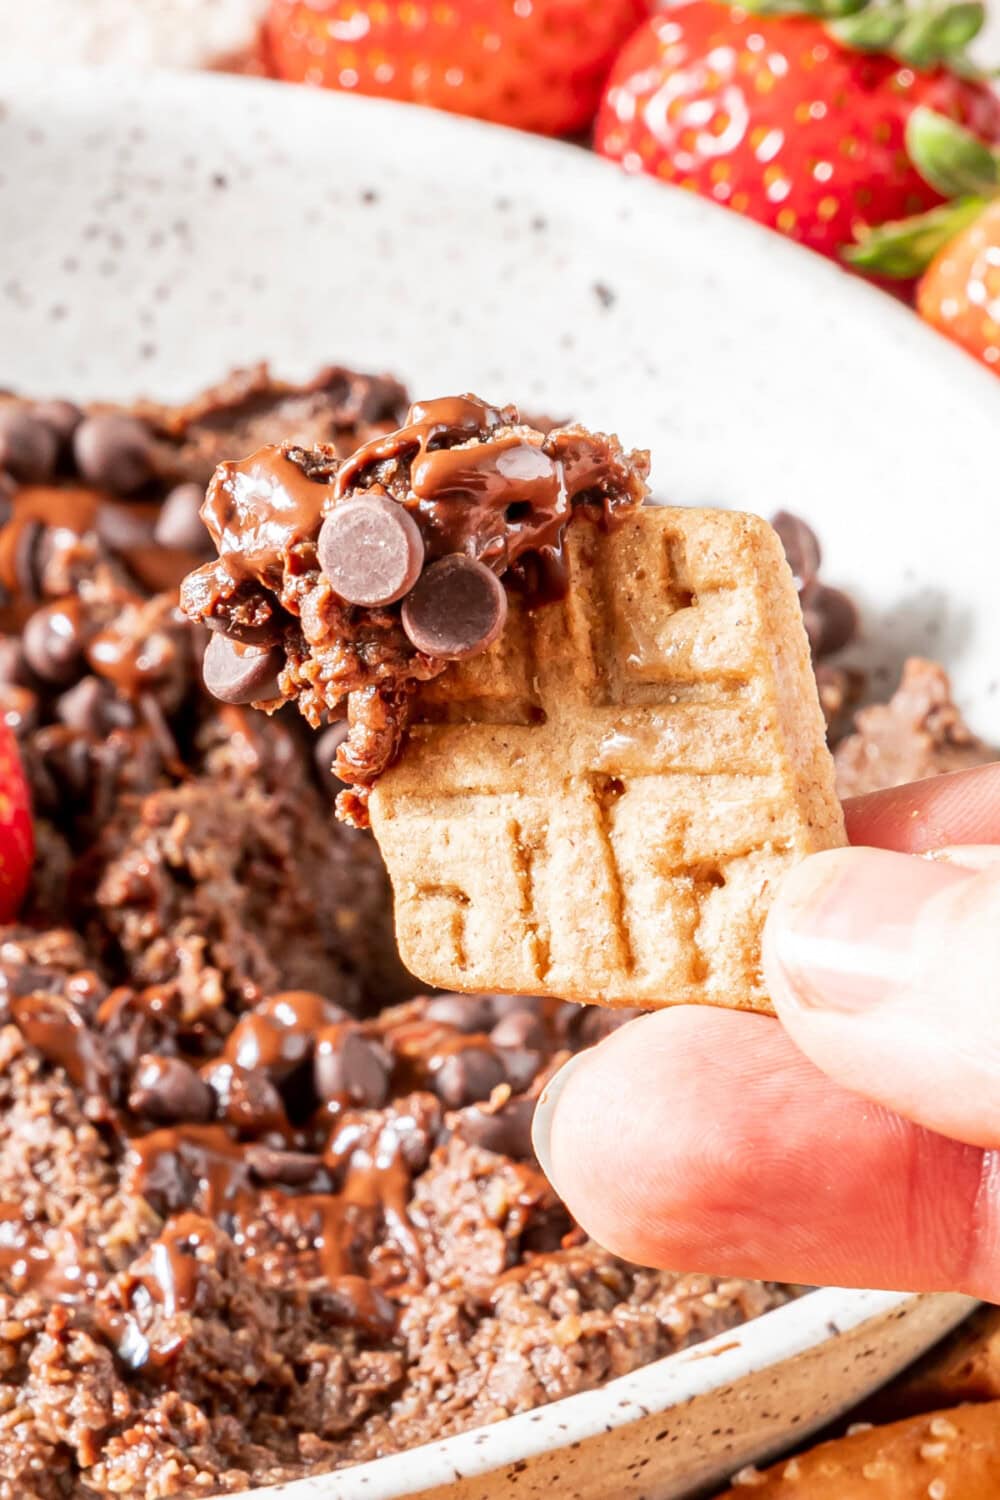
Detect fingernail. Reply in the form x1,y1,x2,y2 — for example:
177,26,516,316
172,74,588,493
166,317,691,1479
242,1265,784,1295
531,1048,591,1189
765,846,968,1013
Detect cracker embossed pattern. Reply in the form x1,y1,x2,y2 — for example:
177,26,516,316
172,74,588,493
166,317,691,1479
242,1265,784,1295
371,507,846,1010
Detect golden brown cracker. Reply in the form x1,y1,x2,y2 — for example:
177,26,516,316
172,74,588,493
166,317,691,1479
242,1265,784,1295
370,507,845,1010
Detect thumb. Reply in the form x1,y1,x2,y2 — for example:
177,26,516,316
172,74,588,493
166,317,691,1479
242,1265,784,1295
764,845,1000,1149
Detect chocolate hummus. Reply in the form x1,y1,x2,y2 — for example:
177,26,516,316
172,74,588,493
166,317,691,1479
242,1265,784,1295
180,395,650,824
0,369,813,1500
0,370,989,1499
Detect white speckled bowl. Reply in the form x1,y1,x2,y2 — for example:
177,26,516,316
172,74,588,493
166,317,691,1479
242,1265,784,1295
0,66,992,1500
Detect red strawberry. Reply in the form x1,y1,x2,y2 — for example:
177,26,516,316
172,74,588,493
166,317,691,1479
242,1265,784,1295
265,0,649,137
919,200,1000,368
0,721,32,921
849,108,1000,368
595,0,1000,265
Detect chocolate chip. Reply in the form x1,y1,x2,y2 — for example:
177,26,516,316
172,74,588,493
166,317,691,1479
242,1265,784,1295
73,413,154,494
11,520,43,600
490,1009,546,1051
21,600,86,685
245,1144,323,1186
314,719,349,787
202,598,285,648
491,994,539,1019
0,407,59,483
0,474,14,528
425,994,497,1033
56,675,136,734
314,1023,390,1107
224,992,349,1078
522,1205,573,1253
202,631,282,705
453,1096,536,1159
32,399,82,450
11,992,110,1098
432,1043,506,1107
401,554,507,660
573,1005,642,1048
317,494,425,607
128,1054,214,1124
155,482,210,552
96,500,156,552
772,510,821,593
802,583,858,659
497,1045,544,1093
0,637,29,687
203,1061,288,1135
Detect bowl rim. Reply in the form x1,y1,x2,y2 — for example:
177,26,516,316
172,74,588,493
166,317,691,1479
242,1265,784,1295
3,61,1000,419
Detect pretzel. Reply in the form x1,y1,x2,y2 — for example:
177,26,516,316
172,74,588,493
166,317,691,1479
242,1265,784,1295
863,1307,1000,1423
718,1402,1000,1497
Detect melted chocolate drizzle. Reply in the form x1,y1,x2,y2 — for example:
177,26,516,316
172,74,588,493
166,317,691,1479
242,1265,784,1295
181,394,649,818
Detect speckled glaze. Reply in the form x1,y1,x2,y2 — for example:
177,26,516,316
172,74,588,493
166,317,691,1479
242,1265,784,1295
0,67,990,1499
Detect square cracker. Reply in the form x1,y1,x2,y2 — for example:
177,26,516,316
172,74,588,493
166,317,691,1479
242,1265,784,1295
369,507,845,1012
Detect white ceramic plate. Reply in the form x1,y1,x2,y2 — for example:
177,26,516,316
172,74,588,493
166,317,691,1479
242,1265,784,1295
0,67,990,1499
4,67,1000,738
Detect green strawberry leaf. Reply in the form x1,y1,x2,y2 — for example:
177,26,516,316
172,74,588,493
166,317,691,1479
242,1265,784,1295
924,0,986,49
845,195,986,276
816,0,872,16
830,4,907,51
906,106,1000,197
738,0,828,14
893,1,985,64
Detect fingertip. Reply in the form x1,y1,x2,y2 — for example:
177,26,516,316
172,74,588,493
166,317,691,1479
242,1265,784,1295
844,761,1000,853
544,1007,782,1265
531,1045,591,1192
763,845,967,1023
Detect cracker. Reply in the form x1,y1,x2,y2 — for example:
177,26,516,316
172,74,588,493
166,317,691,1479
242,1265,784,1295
369,506,845,1011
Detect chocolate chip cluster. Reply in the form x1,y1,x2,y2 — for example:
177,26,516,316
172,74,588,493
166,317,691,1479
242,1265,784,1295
772,510,858,661
182,395,650,821
0,366,810,1498
0,398,208,532
771,510,863,734
0,913,621,1312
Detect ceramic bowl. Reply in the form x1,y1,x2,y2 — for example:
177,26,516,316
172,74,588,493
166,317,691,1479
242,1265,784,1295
0,66,992,1499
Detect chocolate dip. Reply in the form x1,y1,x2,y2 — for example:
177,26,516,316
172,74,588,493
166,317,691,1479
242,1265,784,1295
181,395,650,823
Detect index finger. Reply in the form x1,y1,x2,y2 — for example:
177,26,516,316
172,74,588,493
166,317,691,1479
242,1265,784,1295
844,761,1000,853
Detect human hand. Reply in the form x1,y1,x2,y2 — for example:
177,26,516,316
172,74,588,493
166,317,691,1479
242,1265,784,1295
531,761,1000,1299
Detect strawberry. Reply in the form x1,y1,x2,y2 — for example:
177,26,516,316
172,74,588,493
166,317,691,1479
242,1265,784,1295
918,200,1000,368
594,0,1000,266
849,108,1000,367
0,721,32,921
264,0,650,137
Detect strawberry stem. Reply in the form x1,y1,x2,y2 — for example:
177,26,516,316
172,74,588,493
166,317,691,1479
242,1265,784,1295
845,195,986,276
906,105,1000,196
738,0,986,70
